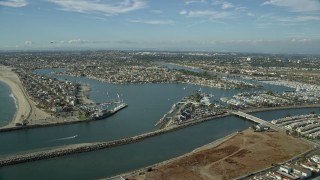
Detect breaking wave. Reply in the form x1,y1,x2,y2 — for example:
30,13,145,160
9,93,18,109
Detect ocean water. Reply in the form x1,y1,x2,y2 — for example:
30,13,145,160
0,81,16,127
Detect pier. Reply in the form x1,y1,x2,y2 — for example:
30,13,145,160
232,111,284,132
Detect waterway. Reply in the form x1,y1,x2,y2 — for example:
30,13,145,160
0,116,252,180
1,70,248,156
1,107,319,180
1,72,248,157
0,67,319,179
252,108,320,121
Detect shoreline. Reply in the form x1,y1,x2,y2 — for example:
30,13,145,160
1,103,319,133
0,65,98,129
1,65,320,175
0,66,31,126
79,84,95,104
1,104,319,167
114,128,315,180
0,65,50,128
0,67,319,134
0,69,320,172
107,131,240,179
0,99,320,133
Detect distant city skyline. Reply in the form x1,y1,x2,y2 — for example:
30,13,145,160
1,0,320,54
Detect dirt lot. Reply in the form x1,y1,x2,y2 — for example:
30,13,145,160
123,128,313,180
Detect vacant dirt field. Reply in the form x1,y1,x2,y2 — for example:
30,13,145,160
123,128,313,180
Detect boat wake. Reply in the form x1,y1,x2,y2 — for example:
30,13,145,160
53,135,78,141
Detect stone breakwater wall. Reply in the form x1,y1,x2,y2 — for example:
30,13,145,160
0,114,227,167
1,105,319,167
0,130,158,167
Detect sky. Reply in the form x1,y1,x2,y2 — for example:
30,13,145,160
1,0,320,54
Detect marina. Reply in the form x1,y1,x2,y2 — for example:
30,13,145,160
79,97,128,121
0,67,320,179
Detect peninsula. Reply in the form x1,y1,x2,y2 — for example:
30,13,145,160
0,65,49,128
0,64,127,131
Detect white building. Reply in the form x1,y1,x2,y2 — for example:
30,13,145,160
288,164,312,178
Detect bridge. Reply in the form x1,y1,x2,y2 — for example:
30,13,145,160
232,111,284,132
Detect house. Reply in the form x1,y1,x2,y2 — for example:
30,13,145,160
273,170,298,180
287,164,312,178
279,165,292,174
311,155,320,163
300,162,320,173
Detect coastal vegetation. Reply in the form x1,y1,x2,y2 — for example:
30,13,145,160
78,110,90,121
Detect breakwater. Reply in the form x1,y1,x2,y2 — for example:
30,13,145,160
0,113,227,167
1,105,319,167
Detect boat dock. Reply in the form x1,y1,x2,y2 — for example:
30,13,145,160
232,111,284,132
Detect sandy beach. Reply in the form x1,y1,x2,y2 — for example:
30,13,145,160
0,65,49,127
80,84,95,104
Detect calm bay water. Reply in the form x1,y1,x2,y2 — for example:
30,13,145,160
0,68,319,179
1,107,319,180
0,116,252,180
252,108,320,121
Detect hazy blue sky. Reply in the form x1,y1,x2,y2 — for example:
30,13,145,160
1,0,320,54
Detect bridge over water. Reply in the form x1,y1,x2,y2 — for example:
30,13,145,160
232,111,284,132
